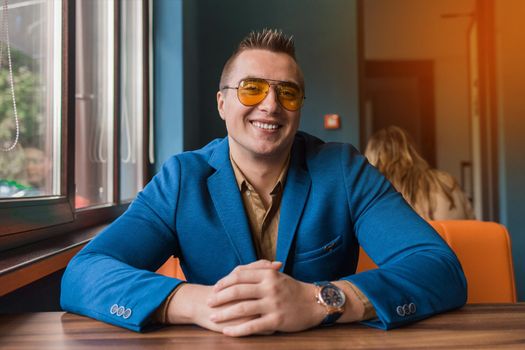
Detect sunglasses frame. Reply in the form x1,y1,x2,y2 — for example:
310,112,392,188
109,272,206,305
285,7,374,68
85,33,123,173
221,78,305,111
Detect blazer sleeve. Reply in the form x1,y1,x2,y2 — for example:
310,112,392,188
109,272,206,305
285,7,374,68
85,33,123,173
339,145,467,330
60,156,185,332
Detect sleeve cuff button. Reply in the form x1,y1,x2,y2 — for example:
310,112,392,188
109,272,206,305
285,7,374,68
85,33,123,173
396,305,405,316
409,303,416,314
123,308,132,319
116,306,125,316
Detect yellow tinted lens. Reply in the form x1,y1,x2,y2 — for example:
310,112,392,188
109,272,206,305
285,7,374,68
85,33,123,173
277,83,303,111
238,79,268,106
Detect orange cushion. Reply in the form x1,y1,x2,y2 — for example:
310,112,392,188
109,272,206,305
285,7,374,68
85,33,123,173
356,220,516,303
157,257,186,280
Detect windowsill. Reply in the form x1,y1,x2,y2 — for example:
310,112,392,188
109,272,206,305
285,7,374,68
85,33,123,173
0,225,107,297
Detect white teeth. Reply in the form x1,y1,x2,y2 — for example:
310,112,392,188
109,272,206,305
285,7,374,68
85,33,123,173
252,121,279,130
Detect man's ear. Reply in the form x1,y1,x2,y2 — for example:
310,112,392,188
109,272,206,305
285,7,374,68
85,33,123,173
217,90,226,121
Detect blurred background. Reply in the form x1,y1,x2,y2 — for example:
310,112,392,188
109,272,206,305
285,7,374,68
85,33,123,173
0,0,523,310
155,0,524,301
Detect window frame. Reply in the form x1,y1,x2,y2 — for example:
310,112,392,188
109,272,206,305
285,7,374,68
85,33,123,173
0,0,153,253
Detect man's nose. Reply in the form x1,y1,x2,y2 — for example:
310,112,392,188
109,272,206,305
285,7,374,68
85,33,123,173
257,86,282,114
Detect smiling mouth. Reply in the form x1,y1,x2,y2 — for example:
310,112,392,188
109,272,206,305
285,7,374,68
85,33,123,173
250,121,282,130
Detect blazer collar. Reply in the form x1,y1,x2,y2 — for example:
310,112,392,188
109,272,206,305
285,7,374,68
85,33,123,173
275,138,311,272
207,136,311,270
208,138,257,264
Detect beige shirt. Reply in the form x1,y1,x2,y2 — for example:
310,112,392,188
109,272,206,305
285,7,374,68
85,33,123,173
230,154,288,261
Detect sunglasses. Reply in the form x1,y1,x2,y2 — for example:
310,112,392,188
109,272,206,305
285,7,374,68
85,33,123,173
221,78,305,111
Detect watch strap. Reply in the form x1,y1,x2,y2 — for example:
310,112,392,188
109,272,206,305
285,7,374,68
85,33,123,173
321,312,342,325
314,281,344,326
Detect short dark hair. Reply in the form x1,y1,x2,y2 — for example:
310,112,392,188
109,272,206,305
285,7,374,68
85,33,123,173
219,28,303,89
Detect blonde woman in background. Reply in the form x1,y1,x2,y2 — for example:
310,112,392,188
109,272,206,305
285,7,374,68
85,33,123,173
365,126,475,220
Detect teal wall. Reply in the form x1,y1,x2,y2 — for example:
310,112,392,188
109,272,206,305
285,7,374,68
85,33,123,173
153,0,184,169
496,0,525,301
500,109,525,301
181,0,202,152
155,0,361,160
183,0,361,150
498,85,525,301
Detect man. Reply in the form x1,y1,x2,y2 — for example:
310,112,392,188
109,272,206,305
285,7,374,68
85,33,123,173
24,147,50,191
61,29,467,337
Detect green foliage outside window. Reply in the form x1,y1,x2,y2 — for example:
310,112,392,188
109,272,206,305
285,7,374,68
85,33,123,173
0,48,42,147
0,48,42,185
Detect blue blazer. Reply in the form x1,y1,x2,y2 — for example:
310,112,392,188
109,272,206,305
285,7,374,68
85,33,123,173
61,132,467,332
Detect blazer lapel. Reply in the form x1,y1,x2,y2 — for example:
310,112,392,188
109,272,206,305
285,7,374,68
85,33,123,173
207,138,257,265
275,139,311,271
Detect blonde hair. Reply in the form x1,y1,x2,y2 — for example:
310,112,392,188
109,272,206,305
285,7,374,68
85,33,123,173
364,126,457,220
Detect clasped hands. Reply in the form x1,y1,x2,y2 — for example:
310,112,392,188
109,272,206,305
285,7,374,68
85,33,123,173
168,259,326,337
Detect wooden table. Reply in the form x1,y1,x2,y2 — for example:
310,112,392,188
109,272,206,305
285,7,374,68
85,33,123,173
1,304,524,349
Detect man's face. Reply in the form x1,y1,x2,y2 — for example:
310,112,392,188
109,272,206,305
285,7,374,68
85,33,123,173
217,49,303,162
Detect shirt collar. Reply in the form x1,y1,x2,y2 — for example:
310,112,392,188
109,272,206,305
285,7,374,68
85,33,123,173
229,153,291,195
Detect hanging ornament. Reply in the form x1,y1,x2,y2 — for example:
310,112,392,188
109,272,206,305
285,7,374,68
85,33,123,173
0,0,20,152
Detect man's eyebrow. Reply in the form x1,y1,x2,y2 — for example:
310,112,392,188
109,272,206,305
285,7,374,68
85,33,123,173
239,76,300,85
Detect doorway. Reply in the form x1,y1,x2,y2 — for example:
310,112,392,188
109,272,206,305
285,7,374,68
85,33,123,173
363,60,436,167
358,0,498,220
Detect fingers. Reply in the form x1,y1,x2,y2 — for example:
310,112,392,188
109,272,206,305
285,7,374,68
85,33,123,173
214,269,265,292
206,260,284,334
222,315,278,337
209,300,262,323
213,261,282,292
236,260,282,272
207,284,262,307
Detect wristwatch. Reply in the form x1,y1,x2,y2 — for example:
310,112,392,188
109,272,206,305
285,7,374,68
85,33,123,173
314,281,346,325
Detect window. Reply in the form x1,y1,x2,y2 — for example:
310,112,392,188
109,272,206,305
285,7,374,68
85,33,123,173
120,0,145,202
0,0,61,198
75,0,115,208
0,0,153,252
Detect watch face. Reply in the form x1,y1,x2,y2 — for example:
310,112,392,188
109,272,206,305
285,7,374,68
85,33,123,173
320,285,345,308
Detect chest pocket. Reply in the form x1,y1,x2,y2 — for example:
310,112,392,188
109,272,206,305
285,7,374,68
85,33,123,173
291,235,349,282
294,235,343,263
